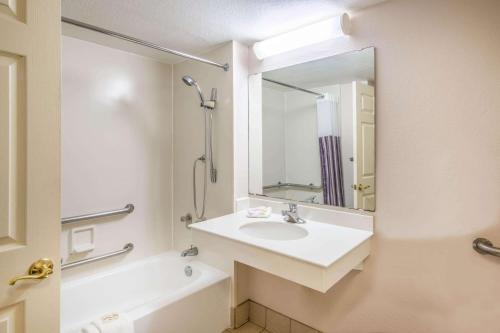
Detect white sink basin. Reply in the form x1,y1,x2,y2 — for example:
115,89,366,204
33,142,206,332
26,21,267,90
239,221,308,240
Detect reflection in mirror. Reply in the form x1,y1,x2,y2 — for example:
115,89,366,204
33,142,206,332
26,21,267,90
249,48,375,211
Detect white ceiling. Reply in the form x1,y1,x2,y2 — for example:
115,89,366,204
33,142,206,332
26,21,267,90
263,47,374,90
62,0,386,63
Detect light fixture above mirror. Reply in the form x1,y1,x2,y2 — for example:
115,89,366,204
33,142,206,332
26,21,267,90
252,13,351,60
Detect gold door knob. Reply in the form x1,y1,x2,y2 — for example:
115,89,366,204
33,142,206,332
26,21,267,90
9,258,54,286
352,184,371,191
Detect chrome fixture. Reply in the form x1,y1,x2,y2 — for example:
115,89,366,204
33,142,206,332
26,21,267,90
263,78,324,97
263,182,322,192
304,195,319,204
61,204,134,225
182,75,218,111
184,265,193,277
61,243,134,270
183,75,218,221
208,86,218,184
473,238,500,257
181,245,198,257
61,17,229,71
282,203,306,224
180,213,193,229
193,155,208,220
182,75,205,105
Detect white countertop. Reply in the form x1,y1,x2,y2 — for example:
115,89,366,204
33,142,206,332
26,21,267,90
190,211,373,268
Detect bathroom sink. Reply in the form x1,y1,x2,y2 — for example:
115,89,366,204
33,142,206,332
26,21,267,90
239,221,308,240
191,207,373,292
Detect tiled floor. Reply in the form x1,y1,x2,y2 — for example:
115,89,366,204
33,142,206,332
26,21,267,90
226,300,321,333
230,300,321,333
224,322,268,332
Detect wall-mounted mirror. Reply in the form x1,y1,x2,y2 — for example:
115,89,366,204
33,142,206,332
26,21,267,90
249,48,375,211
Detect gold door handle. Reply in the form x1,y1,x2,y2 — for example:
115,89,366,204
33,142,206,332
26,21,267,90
352,184,371,191
9,259,54,286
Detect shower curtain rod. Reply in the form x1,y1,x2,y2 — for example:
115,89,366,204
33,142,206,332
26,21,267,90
61,17,230,71
263,78,324,97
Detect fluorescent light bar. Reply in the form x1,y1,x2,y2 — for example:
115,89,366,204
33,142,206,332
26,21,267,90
252,13,351,60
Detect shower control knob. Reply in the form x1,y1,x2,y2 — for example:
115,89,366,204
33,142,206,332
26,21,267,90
180,213,192,224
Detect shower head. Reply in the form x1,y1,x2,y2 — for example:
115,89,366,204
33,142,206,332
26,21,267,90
182,75,204,104
182,75,196,86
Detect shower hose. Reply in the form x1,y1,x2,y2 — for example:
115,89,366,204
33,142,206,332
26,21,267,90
193,106,214,221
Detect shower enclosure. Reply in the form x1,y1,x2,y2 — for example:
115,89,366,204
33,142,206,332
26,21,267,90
55,14,233,333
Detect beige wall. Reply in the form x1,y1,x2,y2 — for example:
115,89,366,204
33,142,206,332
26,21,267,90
61,36,173,275
233,41,250,203
242,0,500,332
173,43,235,250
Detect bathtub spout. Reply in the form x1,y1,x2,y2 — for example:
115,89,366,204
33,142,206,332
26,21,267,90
181,245,198,257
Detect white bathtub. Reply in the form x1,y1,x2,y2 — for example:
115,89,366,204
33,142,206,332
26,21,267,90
61,251,231,333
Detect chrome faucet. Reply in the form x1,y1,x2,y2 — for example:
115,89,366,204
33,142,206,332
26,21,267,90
281,203,306,224
181,245,198,257
304,195,318,204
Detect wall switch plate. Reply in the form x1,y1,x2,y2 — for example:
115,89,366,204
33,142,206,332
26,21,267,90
70,225,96,253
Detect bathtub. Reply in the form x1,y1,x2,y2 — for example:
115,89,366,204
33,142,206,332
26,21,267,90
61,251,231,333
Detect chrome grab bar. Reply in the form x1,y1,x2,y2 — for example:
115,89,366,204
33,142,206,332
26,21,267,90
473,238,500,257
263,182,322,191
61,204,134,225
61,243,134,270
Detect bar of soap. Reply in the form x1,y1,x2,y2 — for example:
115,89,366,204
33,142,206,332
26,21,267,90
246,206,272,218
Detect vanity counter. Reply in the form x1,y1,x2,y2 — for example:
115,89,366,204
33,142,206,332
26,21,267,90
190,211,372,268
191,199,373,293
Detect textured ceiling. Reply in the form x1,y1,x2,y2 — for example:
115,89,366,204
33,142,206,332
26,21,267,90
62,0,386,63
263,47,374,88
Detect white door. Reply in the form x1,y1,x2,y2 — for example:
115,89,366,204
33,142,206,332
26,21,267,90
0,1,61,332
353,82,375,210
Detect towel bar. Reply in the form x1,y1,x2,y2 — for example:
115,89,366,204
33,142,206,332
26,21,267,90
61,243,134,270
61,204,134,225
473,238,500,257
